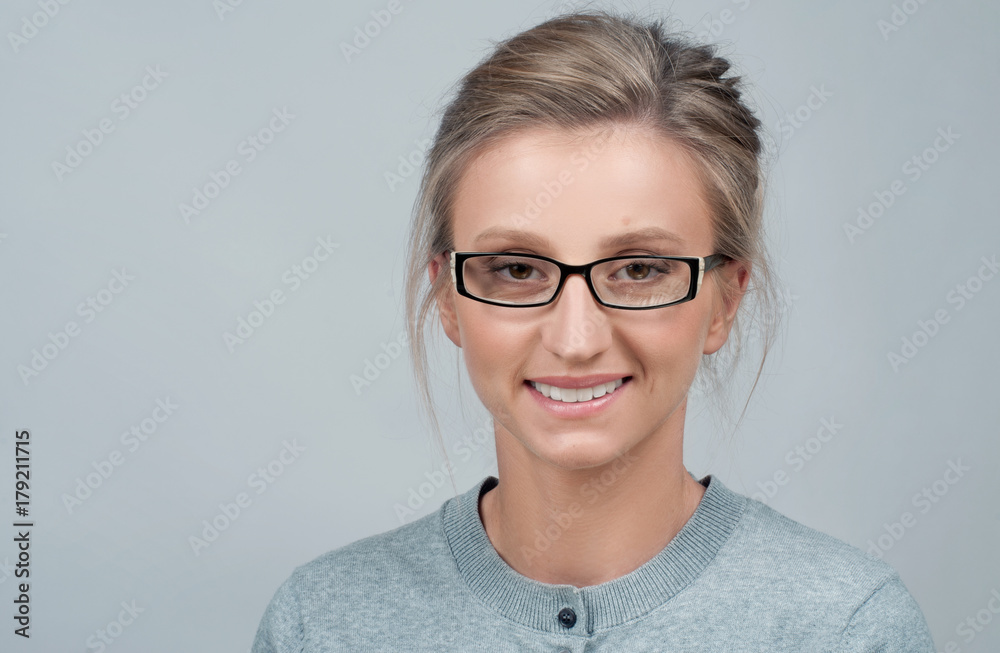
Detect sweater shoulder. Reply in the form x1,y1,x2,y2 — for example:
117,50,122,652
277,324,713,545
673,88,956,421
252,505,459,651
692,491,933,648
723,494,908,606
289,504,453,595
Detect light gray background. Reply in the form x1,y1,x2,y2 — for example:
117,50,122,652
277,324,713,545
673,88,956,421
1,0,998,651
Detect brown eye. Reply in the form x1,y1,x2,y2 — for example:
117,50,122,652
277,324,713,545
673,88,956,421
508,263,533,279
625,263,651,280
608,258,678,283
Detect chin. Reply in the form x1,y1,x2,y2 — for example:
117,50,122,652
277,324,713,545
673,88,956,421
526,430,638,471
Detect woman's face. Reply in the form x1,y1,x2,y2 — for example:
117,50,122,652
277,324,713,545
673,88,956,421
428,125,747,471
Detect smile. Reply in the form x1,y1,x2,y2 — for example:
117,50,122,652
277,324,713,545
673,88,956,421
528,377,630,403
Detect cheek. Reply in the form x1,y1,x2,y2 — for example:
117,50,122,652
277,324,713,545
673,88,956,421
627,307,709,381
457,304,504,354
455,305,526,401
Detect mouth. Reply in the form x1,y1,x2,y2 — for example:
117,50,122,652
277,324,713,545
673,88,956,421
524,376,632,403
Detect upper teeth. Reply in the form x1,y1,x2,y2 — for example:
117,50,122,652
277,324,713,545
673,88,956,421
531,378,625,403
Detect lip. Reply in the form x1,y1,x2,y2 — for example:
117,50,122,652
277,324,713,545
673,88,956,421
526,374,631,389
524,376,631,418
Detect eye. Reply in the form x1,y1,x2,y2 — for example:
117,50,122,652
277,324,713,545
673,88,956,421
485,257,543,281
610,258,677,281
624,262,653,280
505,262,534,280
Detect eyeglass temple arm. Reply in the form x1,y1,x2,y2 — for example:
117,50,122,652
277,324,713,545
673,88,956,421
698,254,730,290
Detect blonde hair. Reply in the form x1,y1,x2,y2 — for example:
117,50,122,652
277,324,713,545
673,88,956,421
403,9,781,497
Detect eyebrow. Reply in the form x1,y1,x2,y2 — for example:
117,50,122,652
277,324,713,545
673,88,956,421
471,225,687,249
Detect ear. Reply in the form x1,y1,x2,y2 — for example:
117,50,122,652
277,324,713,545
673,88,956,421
703,260,750,355
427,252,462,348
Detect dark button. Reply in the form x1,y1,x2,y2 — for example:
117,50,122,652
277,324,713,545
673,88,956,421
557,607,577,628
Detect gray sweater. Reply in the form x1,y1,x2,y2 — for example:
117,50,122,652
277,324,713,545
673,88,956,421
252,473,935,651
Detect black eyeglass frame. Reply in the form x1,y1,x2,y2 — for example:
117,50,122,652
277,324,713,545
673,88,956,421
448,250,731,310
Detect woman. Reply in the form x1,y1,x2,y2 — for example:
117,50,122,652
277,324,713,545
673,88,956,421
252,10,935,651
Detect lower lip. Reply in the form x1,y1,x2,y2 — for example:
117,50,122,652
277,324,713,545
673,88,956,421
524,377,631,418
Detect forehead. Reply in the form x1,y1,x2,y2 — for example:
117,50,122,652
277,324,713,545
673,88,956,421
450,125,715,255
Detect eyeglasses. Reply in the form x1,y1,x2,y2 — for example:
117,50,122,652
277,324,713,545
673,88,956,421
449,251,730,310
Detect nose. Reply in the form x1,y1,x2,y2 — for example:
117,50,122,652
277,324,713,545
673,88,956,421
540,272,612,361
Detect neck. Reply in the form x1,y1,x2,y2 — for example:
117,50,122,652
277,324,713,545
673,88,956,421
479,416,706,588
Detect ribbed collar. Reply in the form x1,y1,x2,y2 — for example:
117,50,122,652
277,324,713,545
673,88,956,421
442,472,746,635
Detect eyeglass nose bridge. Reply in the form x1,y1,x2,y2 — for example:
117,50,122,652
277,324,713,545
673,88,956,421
544,260,602,306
